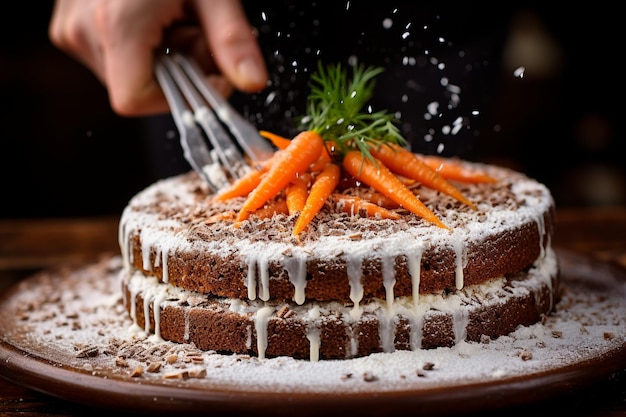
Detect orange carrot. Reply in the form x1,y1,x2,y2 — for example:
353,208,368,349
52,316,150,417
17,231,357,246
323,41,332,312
293,162,341,237
342,150,449,229
253,199,289,219
259,130,291,150
213,168,266,202
419,155,497,183
206,211,237,223
370,143,477,210
260,130,332,173
350,188,399,209
332,194,401,219
286,173,311,215
236,131,324,222
308,141,334,172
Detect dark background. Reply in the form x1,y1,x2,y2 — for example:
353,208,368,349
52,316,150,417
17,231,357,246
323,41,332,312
1,2,623,219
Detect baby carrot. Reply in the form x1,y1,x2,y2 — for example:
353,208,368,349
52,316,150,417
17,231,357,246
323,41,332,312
343,150,449,229
293,162,341,237
259,130,291,150
362,190,400,209
308,141,334,173
418,155,498,183
286,173,311,215
259,131,333,172
370,143,477,210
253,199,289,219
236,130,324,222
213,168,265,202
332,194,401,219
344,187,399,209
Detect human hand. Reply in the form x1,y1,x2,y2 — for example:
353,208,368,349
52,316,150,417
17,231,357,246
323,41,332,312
49,0,268,116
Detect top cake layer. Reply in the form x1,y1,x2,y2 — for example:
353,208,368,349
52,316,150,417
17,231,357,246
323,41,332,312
119,158,555,305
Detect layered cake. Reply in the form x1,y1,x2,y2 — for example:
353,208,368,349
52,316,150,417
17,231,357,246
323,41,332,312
118,157,558,361
118,61,558,361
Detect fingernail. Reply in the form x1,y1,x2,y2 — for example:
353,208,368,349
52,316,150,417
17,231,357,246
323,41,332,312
237,58,266,89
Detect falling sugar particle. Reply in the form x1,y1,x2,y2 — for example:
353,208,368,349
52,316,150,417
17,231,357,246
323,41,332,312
402,56,417,66
427,102,439,115
382,18,393,29
264,91,277,106
436,143,445,153
514,66,525,78
446,84,461,94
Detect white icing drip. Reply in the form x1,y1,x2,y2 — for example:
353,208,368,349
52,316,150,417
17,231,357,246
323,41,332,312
183,308,190,342
377,310,395,353
452,308,469,344
534,213,546,259
347,256,364,319
141,232,152,272
307,306,321,361
258,257,270,301
128,282,140,334
118,218,129,267
307,330,321,362
246,258,257,300
154,246,161,268
245,324,252,349
161,245,169,283
409,313,425,350
348,323,359,357
143,287,152,333
255,306,274,359
148,290,166,343
284,255,307,305
382,256,396,310
407,251,423,309
451,233,465,290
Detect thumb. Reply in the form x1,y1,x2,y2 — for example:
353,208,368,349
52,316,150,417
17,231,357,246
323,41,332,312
193,0,268,93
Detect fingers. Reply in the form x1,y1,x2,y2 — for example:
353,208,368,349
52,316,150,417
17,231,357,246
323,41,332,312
193,0,268,93
49,0,106,82
97,0,184,116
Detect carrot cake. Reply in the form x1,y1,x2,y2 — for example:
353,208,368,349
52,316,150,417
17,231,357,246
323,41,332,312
118,157,557,360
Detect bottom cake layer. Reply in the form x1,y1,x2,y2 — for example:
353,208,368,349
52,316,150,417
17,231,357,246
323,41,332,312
121,248,559,361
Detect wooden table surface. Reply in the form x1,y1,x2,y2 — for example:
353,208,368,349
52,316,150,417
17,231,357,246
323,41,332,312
0,207,625,416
